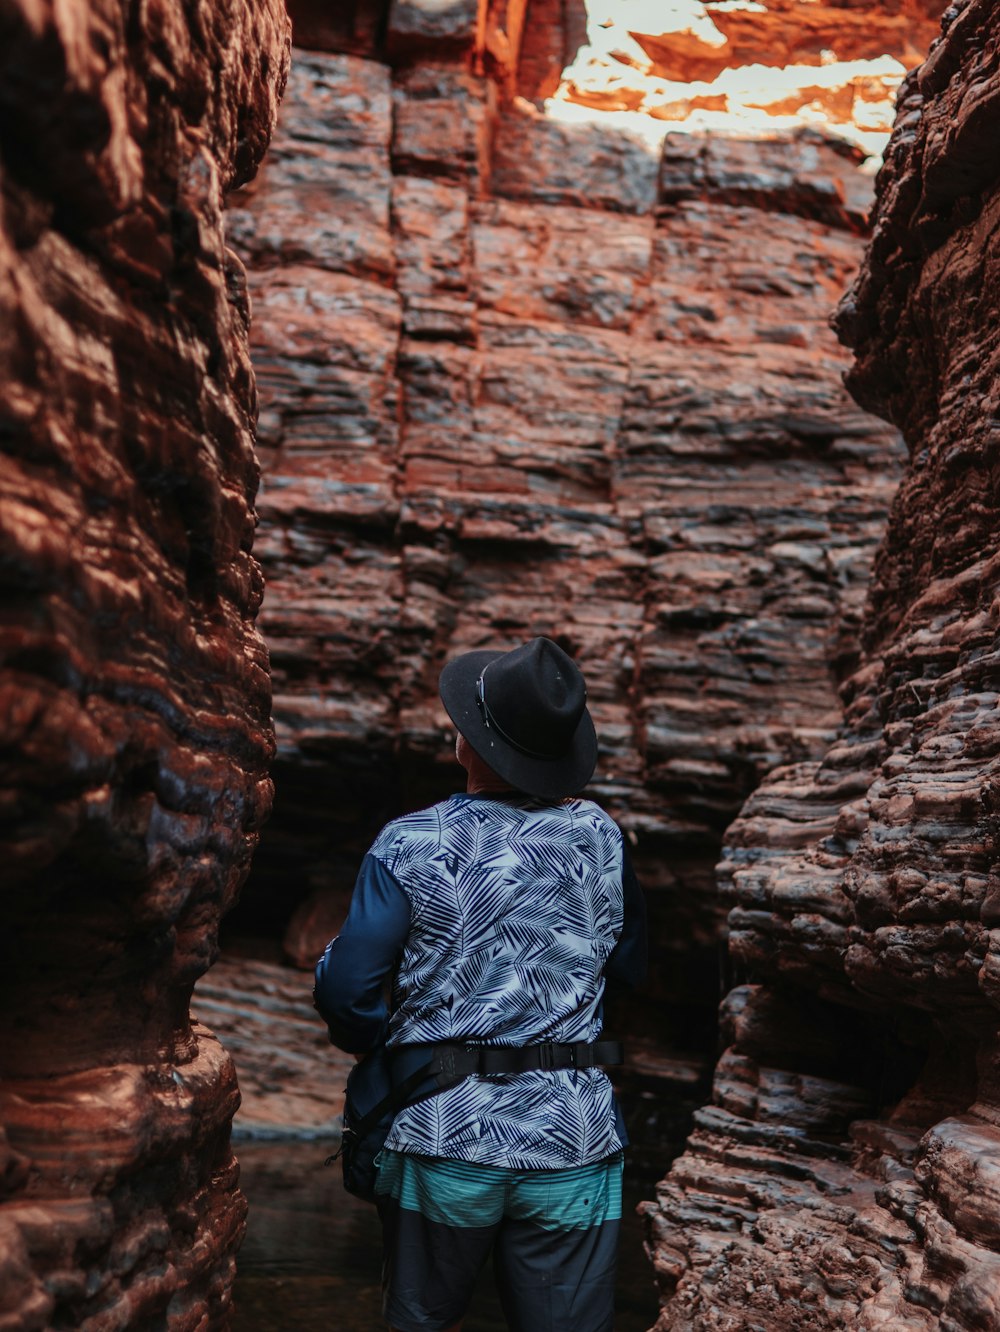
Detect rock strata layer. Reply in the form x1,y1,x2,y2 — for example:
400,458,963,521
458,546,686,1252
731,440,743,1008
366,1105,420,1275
0,0,289,1326
227,14,903,1028
193,956,353,1141
644,1,1000,1325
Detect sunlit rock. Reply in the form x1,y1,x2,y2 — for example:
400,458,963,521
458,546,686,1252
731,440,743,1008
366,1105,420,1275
547,0,944,162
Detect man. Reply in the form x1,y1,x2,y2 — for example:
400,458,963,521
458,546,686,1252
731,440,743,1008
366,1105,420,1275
314,636,647,1332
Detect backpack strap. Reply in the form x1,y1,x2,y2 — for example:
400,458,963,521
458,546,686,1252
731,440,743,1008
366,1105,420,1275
399,1037,624,1085
350,1036,624,1139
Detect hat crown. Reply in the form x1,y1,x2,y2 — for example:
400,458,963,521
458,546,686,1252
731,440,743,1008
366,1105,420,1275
479,638,586,759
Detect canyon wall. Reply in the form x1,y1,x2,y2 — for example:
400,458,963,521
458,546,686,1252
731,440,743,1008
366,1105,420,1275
0,0,289,1326
0,0,964,1323
643,0,1000,1325
226,3,908,1050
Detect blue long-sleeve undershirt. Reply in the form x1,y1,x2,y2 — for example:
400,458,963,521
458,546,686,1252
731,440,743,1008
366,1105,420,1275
313,853,411,1054
606,844,648,990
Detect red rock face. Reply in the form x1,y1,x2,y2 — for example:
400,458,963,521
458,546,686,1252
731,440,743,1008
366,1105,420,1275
0,0,289,1326
7,0,983,1323
644,1,1000,1325
227,3,903,1044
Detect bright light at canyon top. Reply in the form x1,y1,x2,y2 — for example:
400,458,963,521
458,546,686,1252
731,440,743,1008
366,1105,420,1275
543,0,932,166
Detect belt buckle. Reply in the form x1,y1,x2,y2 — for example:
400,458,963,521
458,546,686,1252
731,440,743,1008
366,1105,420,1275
463,1042,484,1075
538,1043,555,1071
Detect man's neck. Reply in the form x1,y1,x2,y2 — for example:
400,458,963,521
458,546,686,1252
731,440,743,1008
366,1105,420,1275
456,733,515,797
466,774,514,796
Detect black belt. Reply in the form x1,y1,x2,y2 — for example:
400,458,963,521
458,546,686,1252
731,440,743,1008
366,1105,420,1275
400,1039,625,1086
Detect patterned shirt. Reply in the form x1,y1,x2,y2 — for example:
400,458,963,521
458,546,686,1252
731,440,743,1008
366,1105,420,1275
315,792,646,1170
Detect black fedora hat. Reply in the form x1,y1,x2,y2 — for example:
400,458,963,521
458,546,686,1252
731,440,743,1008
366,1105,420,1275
439,637,598,800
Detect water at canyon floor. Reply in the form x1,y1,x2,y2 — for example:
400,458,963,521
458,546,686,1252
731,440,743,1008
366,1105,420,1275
232,1140,661,1331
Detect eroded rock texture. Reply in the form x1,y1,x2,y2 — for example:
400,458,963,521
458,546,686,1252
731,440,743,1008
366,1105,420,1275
644,1,1000,1325
0,0,289,1326
226,6,905,1037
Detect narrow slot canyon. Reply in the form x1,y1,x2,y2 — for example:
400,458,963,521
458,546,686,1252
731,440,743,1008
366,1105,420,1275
2,0,999,1329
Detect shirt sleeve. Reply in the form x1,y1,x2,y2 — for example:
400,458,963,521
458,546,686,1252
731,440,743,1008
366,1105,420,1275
604,841,648,990
312,852,412,1054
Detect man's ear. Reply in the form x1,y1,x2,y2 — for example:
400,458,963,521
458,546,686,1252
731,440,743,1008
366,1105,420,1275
455,732,472,771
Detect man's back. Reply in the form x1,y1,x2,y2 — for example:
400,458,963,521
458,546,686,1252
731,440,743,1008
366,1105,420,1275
375,792,626,1168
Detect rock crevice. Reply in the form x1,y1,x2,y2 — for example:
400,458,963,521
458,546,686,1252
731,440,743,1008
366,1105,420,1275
229,13,905,1026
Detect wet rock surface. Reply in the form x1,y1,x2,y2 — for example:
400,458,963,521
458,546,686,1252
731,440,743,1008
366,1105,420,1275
0,0,289,1326
644,1,1000,1325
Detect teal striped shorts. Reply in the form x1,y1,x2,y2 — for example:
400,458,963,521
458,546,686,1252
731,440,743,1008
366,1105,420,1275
375,1150,623,1332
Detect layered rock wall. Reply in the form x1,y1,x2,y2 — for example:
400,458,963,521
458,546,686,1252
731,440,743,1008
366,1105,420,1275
228,5,904,1029
644,1,1000,1325
0,0,289,1326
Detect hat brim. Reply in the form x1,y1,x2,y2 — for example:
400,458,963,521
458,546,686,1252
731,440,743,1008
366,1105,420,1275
439,649,598,800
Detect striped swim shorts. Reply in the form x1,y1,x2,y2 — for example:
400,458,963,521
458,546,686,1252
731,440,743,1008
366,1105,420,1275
374,1149,624,1332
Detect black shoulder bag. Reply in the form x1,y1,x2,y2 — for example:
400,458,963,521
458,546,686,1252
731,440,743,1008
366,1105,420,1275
326,1043,460,1203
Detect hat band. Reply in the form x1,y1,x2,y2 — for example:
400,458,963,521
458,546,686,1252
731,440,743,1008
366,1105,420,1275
475,672,563,762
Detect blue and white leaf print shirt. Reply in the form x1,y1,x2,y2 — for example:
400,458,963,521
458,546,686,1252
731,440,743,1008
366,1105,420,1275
315,792,646,1170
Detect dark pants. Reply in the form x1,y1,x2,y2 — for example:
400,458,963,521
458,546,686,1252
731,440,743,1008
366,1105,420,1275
375,1150,622,1332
